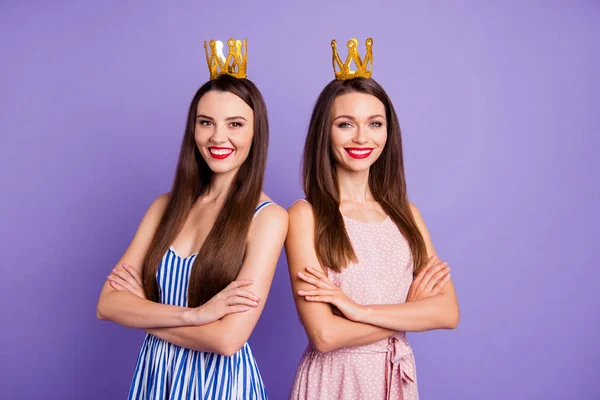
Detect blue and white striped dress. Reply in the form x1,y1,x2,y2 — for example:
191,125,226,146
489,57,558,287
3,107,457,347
128,201,274,400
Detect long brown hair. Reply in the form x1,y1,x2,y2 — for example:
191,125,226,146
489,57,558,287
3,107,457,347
303,78,426,275
142,75,269,307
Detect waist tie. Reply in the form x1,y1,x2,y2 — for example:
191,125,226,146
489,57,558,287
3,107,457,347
386,336,416,400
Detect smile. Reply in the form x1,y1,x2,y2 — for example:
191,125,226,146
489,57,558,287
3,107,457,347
208,147,234,159
345,148,373,159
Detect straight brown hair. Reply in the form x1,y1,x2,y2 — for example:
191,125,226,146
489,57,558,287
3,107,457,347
142,75,269,307
302,78,426,275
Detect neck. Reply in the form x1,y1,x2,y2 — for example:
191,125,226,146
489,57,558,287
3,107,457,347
336,166,373,205
204,168,239,203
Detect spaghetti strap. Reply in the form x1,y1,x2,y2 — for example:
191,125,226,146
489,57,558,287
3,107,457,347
292,199,312,207
253,201,275,218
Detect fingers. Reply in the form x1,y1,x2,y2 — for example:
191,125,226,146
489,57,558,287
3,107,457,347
298,288,337,304
419,260,448,291
229,288,260,303
122,264,143,286
227,305,252,314
298,268,332,289
303,295,333,303
305,266,327,278
424,263,450,293
225,295,259,308
297,289,335,297
111,266,138,288
431,273,452,295
225,280,254,290
109,280,126,291
305,266,333,283
414,256,439,281
107,274,137,295
297,272,325,288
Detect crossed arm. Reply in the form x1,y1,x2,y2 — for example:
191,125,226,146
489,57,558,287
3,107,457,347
286,201,459,353
96,194,288,356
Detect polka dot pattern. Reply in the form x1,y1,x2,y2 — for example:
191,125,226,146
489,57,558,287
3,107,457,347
291,216,419,400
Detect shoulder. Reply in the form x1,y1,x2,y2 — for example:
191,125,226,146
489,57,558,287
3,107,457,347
409,202,423,223
142,192,170,221
409,201,431,237
251,195,288,234
150,192,170,210
288,199,313,222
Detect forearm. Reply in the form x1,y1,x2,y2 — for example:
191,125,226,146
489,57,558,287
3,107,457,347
308,315,396,353
359,295,460,332
97,290,189,329
147,319,247,357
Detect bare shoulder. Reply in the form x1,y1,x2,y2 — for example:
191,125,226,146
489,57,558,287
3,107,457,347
409,202,423,220
410,201,430,230
287,199,314,224
409,201,436,254
252,195,288,234
147,192,170,216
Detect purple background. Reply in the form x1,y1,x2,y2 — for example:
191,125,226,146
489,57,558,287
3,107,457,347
1,1,599,399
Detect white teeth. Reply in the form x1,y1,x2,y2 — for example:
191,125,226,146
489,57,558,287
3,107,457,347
209,149,233,155
347,149,371,155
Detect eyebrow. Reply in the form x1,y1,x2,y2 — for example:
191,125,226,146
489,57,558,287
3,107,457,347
333,114,385,121
196,114,247,122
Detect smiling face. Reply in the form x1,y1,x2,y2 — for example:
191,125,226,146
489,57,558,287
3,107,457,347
194,90,255,175
329,91,387,173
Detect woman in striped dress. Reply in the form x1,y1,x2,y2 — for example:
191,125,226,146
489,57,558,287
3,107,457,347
96,71,288,399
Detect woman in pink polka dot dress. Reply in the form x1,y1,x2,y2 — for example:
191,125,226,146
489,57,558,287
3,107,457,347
286,44,460,400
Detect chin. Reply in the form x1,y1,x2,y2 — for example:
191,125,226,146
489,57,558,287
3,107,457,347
340,158,376,172
207,163,239,174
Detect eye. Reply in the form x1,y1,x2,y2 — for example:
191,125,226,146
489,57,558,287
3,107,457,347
338,121,353,128
370,121,384,128
198,120,212,126
229,121,244,128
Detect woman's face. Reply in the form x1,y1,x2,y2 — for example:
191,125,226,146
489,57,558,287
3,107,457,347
195,90,254,175
329,92,387,172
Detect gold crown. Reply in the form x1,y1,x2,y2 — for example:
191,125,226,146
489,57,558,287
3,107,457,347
331,37,373,80
203,38,247,80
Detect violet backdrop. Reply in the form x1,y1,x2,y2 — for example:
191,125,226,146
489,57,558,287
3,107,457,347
1,1,599,399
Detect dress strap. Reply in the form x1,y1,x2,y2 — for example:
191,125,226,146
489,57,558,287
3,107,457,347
253,201,275,218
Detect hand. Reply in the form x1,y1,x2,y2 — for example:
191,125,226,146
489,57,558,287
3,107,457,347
108,264,146,299
407,256,451,302
297,266,364,322
185,280,261,326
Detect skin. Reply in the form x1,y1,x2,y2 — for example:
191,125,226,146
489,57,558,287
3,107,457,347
96,90,288,357
286,92,459,353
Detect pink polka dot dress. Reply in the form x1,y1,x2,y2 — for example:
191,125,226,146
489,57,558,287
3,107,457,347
290,214,418,400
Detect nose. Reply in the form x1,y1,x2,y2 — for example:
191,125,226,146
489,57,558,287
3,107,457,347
210,125,228,144
352,125,368,144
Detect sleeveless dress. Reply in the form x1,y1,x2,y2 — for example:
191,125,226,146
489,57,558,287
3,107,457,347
290,211,419,400
128,201,275,400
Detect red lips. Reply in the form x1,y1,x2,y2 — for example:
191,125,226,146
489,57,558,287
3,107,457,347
208,147,234,160
345,148,374,159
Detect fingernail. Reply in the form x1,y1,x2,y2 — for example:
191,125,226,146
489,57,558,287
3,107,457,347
298,290,304,294
107,276,113,280
298,272,304,277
